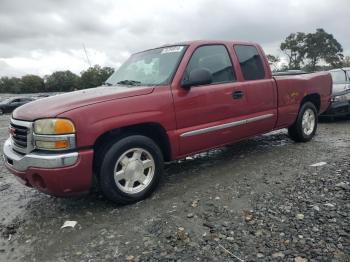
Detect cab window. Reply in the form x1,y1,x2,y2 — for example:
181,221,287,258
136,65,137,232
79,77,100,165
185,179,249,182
234,45,265,80
184,45,236,84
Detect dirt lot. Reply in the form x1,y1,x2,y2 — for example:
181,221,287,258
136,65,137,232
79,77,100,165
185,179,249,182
0,114,349,262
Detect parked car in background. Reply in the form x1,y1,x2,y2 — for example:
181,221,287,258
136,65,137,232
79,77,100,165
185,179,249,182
35,94,51,98
321,68,350,118
0,97,34,114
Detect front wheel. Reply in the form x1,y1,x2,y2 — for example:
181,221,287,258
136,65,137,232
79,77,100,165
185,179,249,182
288,102,318,142
98,135,163,204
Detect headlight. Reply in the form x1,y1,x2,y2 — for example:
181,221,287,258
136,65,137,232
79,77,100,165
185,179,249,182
34,119,75,135
33,119,76,150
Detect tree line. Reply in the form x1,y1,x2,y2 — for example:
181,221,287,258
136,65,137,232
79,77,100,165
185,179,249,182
267,28,350,72
0,65,114,94
1,28,349,93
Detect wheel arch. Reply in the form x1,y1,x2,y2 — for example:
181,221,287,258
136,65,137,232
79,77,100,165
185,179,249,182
300,93,320,113
93,122,172,168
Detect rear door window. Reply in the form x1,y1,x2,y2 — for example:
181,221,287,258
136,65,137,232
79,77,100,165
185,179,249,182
234,45,265,80
184,45,236,84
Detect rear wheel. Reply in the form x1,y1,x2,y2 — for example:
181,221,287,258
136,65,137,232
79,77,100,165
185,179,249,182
288,102,318,142
98,135,163,204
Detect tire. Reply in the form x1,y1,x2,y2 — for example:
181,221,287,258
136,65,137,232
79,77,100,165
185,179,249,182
0,108,3,115
288,102,318,142
98,135,163,204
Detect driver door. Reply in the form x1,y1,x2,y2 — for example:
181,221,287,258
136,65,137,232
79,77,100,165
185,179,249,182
171,44,249,156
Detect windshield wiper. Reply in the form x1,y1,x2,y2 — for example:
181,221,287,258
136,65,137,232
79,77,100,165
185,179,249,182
103,82,113,86
116,80,142,86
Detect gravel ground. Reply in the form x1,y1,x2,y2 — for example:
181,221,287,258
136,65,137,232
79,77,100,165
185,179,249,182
0,113,349,262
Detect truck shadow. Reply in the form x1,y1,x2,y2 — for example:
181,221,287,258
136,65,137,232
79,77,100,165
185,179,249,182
319,115,350,123
164,131,291,178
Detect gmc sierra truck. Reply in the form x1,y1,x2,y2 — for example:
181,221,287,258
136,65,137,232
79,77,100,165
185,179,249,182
3,40,332,204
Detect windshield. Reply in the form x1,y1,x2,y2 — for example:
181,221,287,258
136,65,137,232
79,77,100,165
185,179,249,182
330,70,348,84
106,46,186,86
0,98,12,104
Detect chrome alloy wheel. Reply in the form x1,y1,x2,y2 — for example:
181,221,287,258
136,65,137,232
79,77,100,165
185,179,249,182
302,108,316,136
113,148,155,194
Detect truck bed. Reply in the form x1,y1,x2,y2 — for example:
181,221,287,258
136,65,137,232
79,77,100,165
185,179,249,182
273,72,332,129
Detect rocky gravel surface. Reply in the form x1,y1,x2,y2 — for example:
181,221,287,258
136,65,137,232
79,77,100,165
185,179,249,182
0,114,349,262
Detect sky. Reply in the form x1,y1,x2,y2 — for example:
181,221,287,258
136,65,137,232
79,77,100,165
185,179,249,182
0,0,349,77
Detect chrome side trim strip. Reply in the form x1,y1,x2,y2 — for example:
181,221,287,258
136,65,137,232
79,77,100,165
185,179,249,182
181,119,246,137
180,113,274,137
245,114,274,124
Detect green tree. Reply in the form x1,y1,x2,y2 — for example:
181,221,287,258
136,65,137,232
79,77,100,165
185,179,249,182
19,75,44,93
0,77,21,93
304,28,343,71
80,65,114,89
45,70,79,92
280,32,306,69
0,65,115,93
266,54,280,72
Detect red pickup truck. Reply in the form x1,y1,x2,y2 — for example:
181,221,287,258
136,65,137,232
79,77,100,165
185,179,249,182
3,40,332,204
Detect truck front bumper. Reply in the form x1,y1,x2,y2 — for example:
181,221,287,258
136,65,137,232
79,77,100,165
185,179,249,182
3,138,93,196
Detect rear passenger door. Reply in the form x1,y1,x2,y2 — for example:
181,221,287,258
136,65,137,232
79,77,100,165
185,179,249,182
233,45,277,136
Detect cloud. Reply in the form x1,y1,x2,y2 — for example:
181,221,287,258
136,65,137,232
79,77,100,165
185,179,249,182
0,0,349,76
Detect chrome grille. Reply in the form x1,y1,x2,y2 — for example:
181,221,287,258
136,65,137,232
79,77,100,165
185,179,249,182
10,123,28,148
9,119,34,154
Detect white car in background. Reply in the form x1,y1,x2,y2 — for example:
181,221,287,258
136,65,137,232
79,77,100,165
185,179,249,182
321,68,350,118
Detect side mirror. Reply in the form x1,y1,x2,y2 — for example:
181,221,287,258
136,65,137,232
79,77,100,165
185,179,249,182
182,68,213,89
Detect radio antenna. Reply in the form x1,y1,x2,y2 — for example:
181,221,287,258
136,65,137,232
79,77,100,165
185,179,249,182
82,43,92,68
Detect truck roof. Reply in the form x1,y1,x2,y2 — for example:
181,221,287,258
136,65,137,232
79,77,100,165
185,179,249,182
134,40,261,55
161,39,258,47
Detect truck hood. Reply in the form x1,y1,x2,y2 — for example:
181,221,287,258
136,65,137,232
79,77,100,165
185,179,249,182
13,85,154,121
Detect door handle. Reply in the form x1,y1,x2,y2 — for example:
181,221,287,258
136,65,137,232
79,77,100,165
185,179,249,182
232,90,244,99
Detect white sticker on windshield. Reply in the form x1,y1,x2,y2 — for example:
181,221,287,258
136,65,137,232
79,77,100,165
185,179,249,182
161,46,184,54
